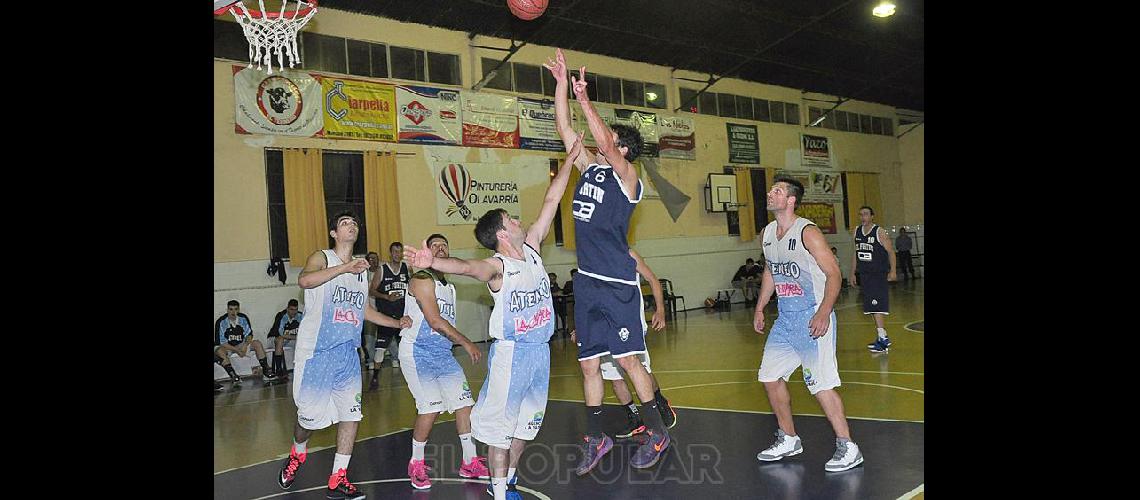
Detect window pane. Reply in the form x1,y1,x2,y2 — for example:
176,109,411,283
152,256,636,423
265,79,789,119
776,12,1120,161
848,113,861,133
428,52,460,85
214,19,250,62
835,111,849,131
770,100,785,123
622,79,645,107
717,93,737,117
323,152,368,256
347,39,371,77
302,32,346,74
585,73,599,101
679,88,700,113
822,109,835,129
785,103,800,125
390,46,425,81
514,62,543,94
596,75,620,103
644,82,666,109
808,107,822,126
754,98,770,121
265,150,289,260
698,92,718,116
860,114,873,134
871,116,884,134
481,57,512,90
882,117,893,136
736,95,754,120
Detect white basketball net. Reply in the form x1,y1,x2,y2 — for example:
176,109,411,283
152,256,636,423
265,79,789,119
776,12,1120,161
228,1,318,74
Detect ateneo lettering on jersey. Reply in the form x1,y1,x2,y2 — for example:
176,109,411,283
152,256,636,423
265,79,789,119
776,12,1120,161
762,218,828,313
571,164,641,282
491,245,555,343
404,277,458,353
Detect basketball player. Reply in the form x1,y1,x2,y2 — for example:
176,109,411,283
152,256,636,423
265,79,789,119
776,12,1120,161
268,299,304,382
369,241,409,389
403,134,580,500
544,48,670,473
577,249,676,440
753,176,863,472
276,211,412,500
399,234,488,490
848,206,897,353
214,300,274,382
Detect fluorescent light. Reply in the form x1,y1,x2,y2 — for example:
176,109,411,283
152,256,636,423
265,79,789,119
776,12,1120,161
873,2,896,17
809,114,827,127
646,92,658,101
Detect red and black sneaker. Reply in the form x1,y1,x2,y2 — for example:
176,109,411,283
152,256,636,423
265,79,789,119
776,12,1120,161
278,448,306,490
327,468,365,500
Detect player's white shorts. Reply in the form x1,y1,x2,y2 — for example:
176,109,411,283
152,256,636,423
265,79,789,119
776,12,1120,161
472,340,551,450
598,349,652,380
399,340,474,415
758,308,841,395
293,342,363,430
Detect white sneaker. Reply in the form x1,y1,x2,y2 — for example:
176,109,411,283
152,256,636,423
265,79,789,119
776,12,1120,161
825,439,863,472
757,429,803,461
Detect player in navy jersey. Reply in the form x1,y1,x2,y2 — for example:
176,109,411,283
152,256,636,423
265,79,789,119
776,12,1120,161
267,299,303,381
404,135,581,500
848,206,897,352
214,300,273,383
544,48,670,473
754,176,862,472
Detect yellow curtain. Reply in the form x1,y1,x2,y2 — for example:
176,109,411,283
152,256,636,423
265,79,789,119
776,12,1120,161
283,148,327,265
559,166,581,250
735,167,756,242
364,151,402,254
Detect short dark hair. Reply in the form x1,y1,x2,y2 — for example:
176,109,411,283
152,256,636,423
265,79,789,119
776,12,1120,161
611,124,642,162
474,209,508,250
772,175,805,209
746,258,755,264
227,300,240,307
329,210,359,231
570,268,578,275
287,299,299,307
366,251,379,258
859,205,875,216
389,241,403,250
426,233,448,247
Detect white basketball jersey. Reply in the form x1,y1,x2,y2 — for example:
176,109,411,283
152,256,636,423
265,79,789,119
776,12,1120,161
488,244,555,343
295,250,369,354
403,272,457,351
761,217,828,312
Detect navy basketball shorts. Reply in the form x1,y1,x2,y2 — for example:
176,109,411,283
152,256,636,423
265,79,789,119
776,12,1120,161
574,273,646,361
858,272,890,314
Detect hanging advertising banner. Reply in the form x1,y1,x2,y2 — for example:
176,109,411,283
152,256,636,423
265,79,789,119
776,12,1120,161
396,85,460,145
571,103,616,151
727,123,760,164
614,109,659,158
434,161,521,225
801,134,833,168
796,203,837,234
657,115,695,160
319,77,398,142
518,98,563,151
777,168,844,204
462,92,520,148
233,65,324,137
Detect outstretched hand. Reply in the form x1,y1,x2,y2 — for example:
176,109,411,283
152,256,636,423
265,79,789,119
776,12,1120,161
543,48,568,83
403,240,435,269
570,66,589,101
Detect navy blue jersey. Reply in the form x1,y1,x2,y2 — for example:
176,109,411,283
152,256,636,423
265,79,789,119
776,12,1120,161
854,224,889,274
377,262,409,316
571,163,642,283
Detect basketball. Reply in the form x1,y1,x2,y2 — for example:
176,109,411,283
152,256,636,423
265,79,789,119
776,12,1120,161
507,0,548,21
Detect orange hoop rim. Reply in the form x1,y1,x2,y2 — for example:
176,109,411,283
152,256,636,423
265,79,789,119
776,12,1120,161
213,0,318,19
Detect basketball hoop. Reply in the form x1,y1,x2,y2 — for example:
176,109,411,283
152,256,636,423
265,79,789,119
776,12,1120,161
217,1,319,75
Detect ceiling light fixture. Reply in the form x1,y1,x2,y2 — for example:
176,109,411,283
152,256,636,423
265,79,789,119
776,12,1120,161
646,92,658,101
873,1,896,17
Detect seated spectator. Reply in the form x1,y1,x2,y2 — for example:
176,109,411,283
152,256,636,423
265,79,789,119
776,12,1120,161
732,258,763,305
213,300,274,383
267,299,303,382
563,268,577,295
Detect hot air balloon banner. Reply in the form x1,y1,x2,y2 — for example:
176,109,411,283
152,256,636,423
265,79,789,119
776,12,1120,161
435,162,521,225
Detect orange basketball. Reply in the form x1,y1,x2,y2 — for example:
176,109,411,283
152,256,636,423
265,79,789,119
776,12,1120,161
507,0,548,21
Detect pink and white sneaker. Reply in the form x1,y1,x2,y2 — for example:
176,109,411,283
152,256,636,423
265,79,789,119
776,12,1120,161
458,456,490,479
408,458,432,489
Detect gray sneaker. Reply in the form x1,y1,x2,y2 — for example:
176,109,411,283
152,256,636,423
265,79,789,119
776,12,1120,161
825,439,863,472
757,429,803,461
630,430,670,469
575,434,613,476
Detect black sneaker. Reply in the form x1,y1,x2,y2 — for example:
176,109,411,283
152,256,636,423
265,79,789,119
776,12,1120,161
615,411,646,439
263,371,277,382
327,468,365,500
278,450,306,489
230,374,242,386
214,382,223,393
658,398,677,429
368,374,379,391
